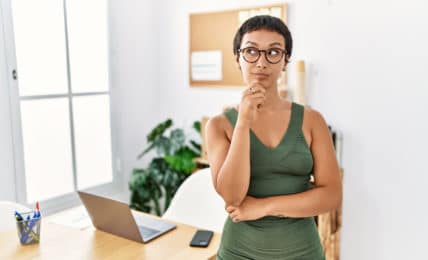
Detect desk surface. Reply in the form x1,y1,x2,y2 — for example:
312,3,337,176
0,211,221,260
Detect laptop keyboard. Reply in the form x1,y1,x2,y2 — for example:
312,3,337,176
138,226,159,238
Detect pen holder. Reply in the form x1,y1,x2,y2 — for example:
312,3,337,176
16,212,41,245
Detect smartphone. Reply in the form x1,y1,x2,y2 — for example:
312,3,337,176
189,230,213,247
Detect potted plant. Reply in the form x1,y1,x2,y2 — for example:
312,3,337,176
129,119,203,216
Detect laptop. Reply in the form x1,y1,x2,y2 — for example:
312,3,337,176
77,191,176,243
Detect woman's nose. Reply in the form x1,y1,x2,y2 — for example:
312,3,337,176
256,54,268,68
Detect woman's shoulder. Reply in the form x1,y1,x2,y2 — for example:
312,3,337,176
301,104,319,116
301,104,328,130
206,104,238,131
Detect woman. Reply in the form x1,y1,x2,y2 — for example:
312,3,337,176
205,15,342,259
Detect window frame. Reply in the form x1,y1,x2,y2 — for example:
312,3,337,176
1,0,122,215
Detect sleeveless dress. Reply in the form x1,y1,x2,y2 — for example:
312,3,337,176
217,102,325,260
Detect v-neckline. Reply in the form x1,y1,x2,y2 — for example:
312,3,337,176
233,102,295,150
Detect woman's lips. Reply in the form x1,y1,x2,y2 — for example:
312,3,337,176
252,73,269,79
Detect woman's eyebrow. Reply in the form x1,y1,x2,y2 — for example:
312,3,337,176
245,41,282,47
244,41,284,47
244,41,258,46
269,42,283,47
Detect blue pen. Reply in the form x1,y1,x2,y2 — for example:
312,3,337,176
15,211,23,221
15,211,27,243
22,215,31,243
23,218,39,242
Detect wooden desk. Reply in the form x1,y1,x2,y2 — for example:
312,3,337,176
0,211,221,260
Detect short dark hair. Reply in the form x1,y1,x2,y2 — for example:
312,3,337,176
233,15,292,63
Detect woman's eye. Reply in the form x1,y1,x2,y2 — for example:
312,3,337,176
246,48,258,55
268,49,280,56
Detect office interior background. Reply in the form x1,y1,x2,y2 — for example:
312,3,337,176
1,0,427,259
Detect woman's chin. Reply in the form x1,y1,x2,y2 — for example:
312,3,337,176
246,78,270,87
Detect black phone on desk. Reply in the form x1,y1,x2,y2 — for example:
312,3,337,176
189,230,213,247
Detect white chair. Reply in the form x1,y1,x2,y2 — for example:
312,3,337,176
0,201,30,232
162,167,227,233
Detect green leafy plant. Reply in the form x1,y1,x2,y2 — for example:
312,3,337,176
129,119,202,216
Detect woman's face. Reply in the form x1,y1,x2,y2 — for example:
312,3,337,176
238,29,287,88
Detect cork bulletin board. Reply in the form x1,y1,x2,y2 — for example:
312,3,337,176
189,4,288,87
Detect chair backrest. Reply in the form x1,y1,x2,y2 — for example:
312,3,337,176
162,167,227,233
0,201,30,232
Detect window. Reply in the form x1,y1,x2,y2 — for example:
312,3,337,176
2,0,118,207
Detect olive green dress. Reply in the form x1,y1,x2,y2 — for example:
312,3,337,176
217,102,325,260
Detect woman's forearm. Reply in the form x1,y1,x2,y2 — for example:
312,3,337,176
261,185,342,218
216,118,251,206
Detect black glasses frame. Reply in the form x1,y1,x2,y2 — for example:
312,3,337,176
238,47,287,64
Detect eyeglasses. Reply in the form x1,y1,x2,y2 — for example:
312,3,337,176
238,47,287,64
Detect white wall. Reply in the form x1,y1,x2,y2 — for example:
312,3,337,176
307,2,428,259
154,0,428,259
108,0,161,189
0,3,16,201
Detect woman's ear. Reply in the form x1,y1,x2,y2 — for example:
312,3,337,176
282,58,289,71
